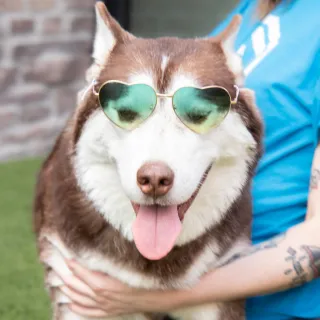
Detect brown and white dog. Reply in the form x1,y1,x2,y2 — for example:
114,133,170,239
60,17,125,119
33,2,263,319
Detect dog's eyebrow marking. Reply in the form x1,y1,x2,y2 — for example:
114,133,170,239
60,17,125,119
169,73,199,93
159,55,170,91
161,55,169,73
128,71,154,87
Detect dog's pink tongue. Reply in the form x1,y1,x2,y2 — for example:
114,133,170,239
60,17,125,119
132,205,181,260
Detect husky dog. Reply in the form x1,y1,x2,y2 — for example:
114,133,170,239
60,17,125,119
33,2,263,320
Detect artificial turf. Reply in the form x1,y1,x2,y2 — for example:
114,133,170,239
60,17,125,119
0,158,50,319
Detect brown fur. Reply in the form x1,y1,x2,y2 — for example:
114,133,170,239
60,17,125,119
33,4,263,320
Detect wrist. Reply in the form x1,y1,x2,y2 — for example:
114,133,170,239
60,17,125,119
135,287,195,313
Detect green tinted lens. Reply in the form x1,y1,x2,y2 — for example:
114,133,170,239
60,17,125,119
172,86,231,134
99,82,157,130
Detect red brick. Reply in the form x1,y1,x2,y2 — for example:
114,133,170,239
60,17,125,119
0,67,16,92
0,0,24,11
24,52,90,85
0,84,47,105
28,0,55,11
21,105,50,123
0,24,4,38
11,18,34,34
13,41,92,62
42,17,61,34
55,87,77,116
0,108,21,130
2,124,62,144
65,0,95,9
71,16,94,32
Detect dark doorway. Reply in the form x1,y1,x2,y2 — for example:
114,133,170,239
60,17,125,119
102,0,131,30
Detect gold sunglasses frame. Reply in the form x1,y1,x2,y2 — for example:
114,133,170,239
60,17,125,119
92,80,240,133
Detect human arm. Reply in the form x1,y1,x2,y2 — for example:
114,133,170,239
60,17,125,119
306,145,320,219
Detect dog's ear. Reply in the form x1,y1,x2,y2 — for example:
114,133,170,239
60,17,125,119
214,15,242,52
93,1,134,66
213,15,243,84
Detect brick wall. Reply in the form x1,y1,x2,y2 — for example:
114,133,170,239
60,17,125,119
0,0,237,162
0,0,95,161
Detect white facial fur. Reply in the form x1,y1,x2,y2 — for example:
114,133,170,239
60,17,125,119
74,68,256,245
74,8,256,246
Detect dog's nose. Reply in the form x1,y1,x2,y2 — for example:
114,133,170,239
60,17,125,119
137,162,174,197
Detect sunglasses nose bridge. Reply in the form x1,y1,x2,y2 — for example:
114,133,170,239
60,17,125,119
156,93,173,98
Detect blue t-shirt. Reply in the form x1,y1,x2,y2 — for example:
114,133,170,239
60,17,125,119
210,0,320,319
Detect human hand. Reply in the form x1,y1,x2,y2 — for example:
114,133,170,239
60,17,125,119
54,259,190,318
54,259,141,318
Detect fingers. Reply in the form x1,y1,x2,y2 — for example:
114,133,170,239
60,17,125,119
54,268,96,298
67,259,108,292
60,286,98,308
69,303,109,318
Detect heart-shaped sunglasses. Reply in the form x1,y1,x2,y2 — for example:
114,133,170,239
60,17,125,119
92,80,240,134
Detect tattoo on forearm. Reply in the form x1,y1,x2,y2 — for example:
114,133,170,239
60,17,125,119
219,233,287,267
284,245,320,287
219,233,320,289
310,168,320,190
284,247,308,286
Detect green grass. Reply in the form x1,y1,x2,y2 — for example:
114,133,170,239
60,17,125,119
0,158,50,319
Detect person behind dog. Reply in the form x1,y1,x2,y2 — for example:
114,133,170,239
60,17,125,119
57,0,320,319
